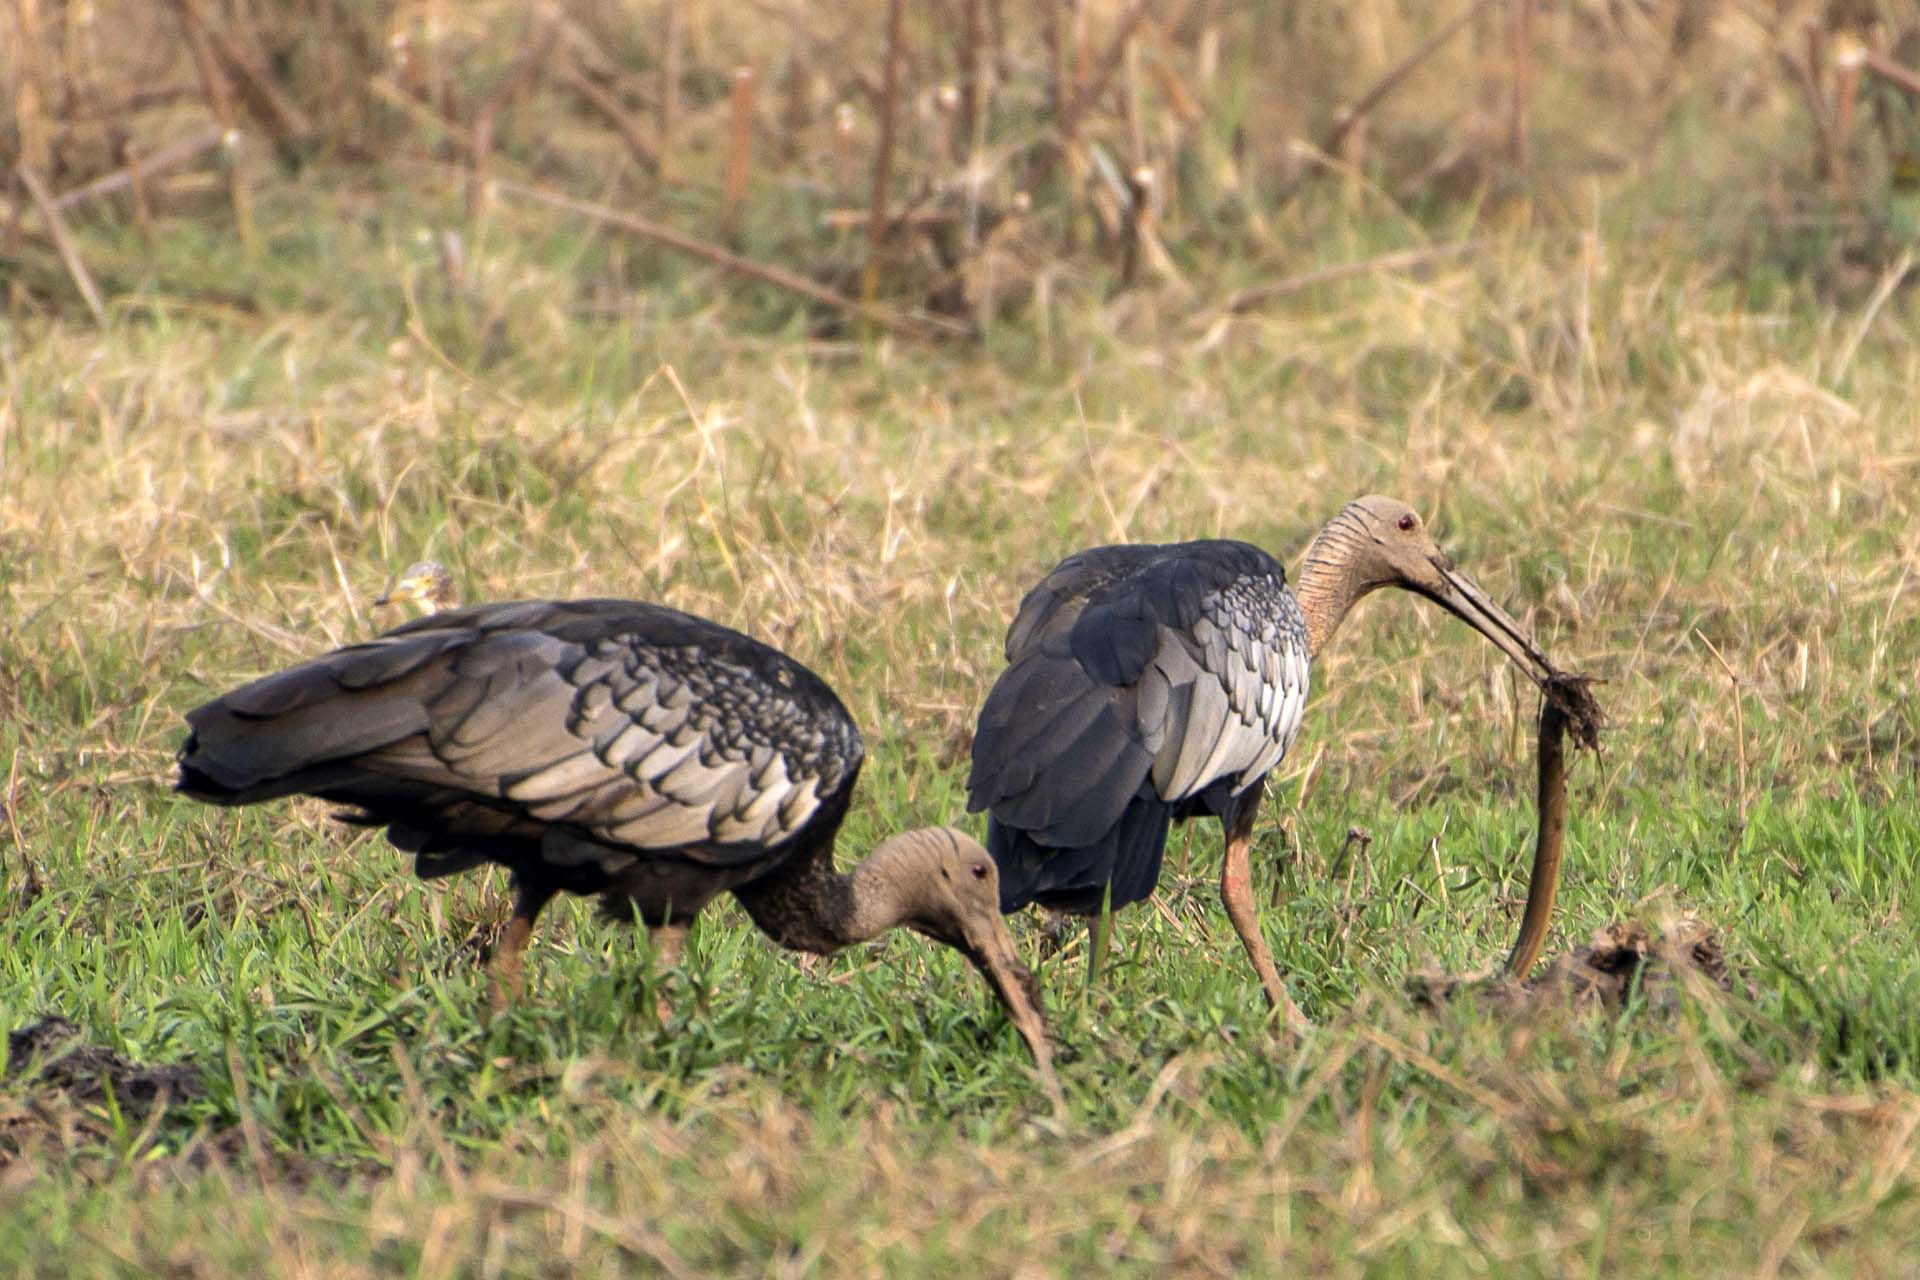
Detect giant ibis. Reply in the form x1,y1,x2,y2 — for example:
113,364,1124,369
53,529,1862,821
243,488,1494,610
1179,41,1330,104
177,597,1059,1094
966,495,1559,1027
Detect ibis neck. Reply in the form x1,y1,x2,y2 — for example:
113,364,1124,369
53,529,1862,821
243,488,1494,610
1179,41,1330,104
1294,512,1375,657
734,838,904,956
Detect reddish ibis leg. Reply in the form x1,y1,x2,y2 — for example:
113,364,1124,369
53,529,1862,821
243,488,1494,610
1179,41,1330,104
488,877,558,1011
1219,787,1310,1033
645,921,690,1024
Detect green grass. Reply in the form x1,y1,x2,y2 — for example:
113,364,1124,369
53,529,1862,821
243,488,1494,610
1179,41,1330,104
6,135,1920,1275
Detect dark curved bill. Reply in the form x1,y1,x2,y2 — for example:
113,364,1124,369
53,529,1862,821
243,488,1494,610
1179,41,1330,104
1425,559,1556,686
959,913,1066,1118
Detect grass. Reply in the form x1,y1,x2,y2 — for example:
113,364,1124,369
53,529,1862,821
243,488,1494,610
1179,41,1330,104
6,50,1920,1278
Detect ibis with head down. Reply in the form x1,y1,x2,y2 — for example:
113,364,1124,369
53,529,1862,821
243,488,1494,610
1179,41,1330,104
177,596,1059,1098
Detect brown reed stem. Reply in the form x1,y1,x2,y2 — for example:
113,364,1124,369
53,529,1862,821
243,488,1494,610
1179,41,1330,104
722,65,757,242
860,0,906,313
956,0,981,158
659,0,683,184
1506,0,1533,171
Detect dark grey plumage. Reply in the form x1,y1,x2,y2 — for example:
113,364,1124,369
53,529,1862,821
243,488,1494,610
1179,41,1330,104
967,539,1310,914
177,599,864,925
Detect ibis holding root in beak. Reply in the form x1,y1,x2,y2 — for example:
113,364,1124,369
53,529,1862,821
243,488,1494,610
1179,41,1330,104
967,495,1578,1029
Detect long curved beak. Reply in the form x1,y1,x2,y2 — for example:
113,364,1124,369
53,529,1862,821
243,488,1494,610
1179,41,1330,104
957,910,1066,1118
373,574,428,609
1420,556,1556,687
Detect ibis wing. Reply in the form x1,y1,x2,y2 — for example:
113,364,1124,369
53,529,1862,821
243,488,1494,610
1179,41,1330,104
178,600,862,863
970,541,1310,848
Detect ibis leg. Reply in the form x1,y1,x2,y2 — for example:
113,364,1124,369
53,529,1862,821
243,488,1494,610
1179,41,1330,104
645,921,691,1024
1219,786,1310,1033
489,877,558,1011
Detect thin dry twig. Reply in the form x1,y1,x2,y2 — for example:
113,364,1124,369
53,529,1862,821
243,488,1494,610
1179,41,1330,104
17,166,108,326
554,57,658,173
496,181,971,341
1321,0,1497,160
1057,0,1182,141
49,128,226,214
1862,48,1920,99
164,0,311,157
468,15,562,221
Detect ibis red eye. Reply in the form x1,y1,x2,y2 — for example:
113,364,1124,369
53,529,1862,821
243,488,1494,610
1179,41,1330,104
971,864,989,880
1398,513,1416,531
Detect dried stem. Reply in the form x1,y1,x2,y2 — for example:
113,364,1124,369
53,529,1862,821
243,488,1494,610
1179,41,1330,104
1057,0,1178,141
722,65,758,241
50,127,225,215
1862,48,1920,99
1322,0,1497,160
18,166,108,326
164,0,311,158
468,15,561,222
860,0,906,312
1506,0,1533,171
555,57,658,173
498,180,970,341
659,0,683,183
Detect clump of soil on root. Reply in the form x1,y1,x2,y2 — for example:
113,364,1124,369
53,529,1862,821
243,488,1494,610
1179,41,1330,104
1410,919,1741,1015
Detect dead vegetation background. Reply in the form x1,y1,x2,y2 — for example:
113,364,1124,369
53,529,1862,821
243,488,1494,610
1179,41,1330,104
3,0,1920,1273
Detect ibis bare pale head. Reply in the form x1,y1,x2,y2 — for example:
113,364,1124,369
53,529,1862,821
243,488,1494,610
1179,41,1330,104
1295,495,1554,683
848,826,1062,1108
374,560,458,614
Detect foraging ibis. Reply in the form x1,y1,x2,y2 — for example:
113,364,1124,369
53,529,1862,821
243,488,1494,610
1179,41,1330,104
966,495,1557,1027
176,598,1059,1095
